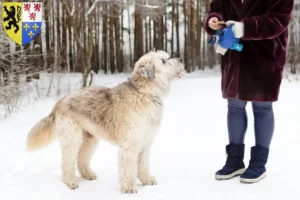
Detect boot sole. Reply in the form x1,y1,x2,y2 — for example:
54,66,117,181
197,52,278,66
215,168,246,180
240,172,267,183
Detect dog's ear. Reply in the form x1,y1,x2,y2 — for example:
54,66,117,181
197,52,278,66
140,65,155,80
156,50,169,60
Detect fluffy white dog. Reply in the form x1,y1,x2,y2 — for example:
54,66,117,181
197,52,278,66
26,50,184,193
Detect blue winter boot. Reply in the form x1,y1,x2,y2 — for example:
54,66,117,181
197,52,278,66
240,145,269,183
215,144,246,180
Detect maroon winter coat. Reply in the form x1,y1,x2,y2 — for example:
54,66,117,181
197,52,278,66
205,0,294,102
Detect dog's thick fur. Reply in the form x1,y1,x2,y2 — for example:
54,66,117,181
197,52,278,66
26,50,184,193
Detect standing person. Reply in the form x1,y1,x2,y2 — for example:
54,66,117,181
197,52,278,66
204,0,294,183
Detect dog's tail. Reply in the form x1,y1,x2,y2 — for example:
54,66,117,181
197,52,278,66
26,114,56,151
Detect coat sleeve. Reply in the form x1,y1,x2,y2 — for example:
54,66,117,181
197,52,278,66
204,0,224,35
241,0,294,40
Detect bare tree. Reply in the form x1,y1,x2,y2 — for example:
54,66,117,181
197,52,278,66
134,3,144,62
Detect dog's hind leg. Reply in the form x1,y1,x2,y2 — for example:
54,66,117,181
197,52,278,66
138,143,157,186
77,132,99,180
118,143,141,193
56,116,83,190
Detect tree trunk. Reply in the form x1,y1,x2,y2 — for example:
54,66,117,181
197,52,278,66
56,0,61,70
94,6,100,73
83,15,94,87
62,2,67,71
134,5,143,62
3,42,10,85
102,4,108,73
185,0,193,72
183,1,187,67
196,0,201,70
159,16,164,50
120,5,124,71
109,5,116,73
153,15,163,51
149,16,152,51
33,31,42,77
145,16,148,53
176,1,180,58
189,0,195,71
289,19,296,73
127,0,132,68
164,1,168,52
53,0,58,71
206,0,215,69
171,0,175,56
114,4,122,72
44,0,50,70
67,14,73,71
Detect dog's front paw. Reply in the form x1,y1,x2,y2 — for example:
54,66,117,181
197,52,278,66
81,172,97,181
122,188,138,194
64,180,79,190
121,182,137,194
139,176,157,186
63,177,78,190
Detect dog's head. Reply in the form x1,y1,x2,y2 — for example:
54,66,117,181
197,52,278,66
133,50,185,81
129,50,185,97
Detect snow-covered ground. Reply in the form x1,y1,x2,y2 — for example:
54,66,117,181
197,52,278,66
0,70,300,200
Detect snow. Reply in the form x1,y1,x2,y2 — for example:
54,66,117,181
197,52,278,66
0,70,300,200
144,4,160,9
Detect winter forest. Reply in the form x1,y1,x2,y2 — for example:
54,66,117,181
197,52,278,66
0,0,300,117
1,1,300,199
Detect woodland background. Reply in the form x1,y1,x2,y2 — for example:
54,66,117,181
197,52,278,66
0,0,299,117
0,0,299,86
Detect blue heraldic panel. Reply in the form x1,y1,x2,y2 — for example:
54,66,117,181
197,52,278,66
22,22,42,46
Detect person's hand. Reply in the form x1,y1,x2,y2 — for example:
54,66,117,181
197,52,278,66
208,17,223,30
225,20,244,38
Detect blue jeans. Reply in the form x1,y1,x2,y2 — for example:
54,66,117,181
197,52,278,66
227,99,274,149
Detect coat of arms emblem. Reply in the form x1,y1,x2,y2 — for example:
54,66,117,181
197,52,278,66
2,2,42,46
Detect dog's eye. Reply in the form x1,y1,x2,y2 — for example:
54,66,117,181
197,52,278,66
162,59,166,64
